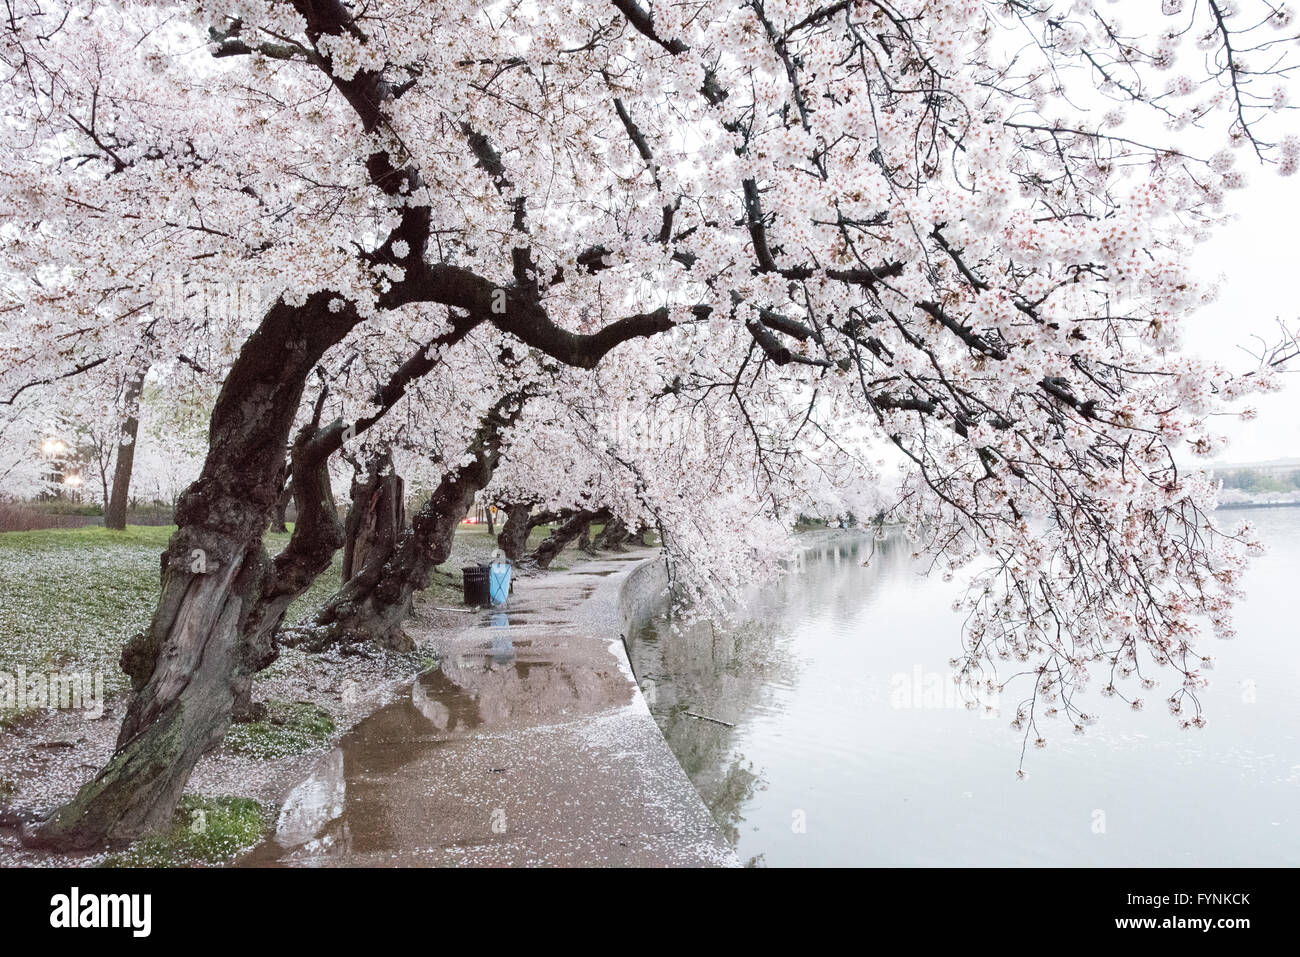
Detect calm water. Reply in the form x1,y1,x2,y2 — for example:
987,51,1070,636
626,510,1300,867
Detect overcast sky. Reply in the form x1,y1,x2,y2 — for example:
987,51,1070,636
1185,170,1300,464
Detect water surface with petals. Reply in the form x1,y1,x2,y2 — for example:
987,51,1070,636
627,512,1300,867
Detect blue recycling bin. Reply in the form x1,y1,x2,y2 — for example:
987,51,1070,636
488,558,512,605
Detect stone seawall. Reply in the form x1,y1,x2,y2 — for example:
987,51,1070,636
616,552,670,647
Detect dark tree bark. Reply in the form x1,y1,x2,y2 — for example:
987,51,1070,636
104,368,147,531
230,412,348,724
527,508,610,569
590,517,629,552
497,503,534,563
270,478,292,534
341,450,405,584
496,503,561,561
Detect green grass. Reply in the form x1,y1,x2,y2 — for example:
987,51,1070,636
103,795,267,867
223,700,336,759
0,524,175,549
424,567,466,606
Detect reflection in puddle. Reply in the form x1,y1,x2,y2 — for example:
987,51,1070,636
274,747,346,852
489,612,514,664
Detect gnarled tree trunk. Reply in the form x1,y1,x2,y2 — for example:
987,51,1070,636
497,503,534,562
496,503,560,562
342,450,405,584
29,294,360,850
230,418,347,723
527,508,610,569
307,393,526,650
590,516,629,552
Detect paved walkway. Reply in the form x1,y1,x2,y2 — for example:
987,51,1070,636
240,550,738,867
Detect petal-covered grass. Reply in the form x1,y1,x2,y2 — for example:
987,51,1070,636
0,522,546,722
223,700,336,759
0,526,173,703
0,525,341,714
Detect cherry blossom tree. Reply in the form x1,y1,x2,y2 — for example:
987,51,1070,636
0,401,56,500
1,0,1296,847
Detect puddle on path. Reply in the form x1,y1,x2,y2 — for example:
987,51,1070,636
240,587,634,866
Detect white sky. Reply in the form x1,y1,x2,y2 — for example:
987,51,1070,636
1185,170,1300,464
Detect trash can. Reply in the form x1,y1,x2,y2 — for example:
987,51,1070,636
462,564,490,605
488,557,512,606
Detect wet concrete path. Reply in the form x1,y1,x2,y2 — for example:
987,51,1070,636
239,551,738,867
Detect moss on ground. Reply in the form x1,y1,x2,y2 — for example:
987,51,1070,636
222,700,336,759
104,795,267,867
0,776,15,804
